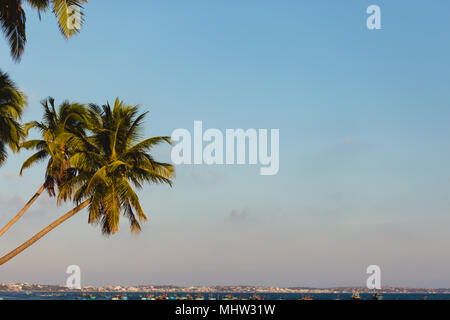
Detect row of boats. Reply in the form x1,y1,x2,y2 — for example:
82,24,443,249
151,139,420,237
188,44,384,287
81,293,263,300
79,292,384,301
0,291,384,300
351,292,383,300
299,292,383,301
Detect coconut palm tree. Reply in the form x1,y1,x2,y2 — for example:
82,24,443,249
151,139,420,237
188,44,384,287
0,70,26,167
1,0,87,62
0,98,174,265
0,97,87,237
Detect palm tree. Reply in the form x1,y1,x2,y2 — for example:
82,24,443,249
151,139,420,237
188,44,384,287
0,98,174,265
0,0,87,62
0,70,26,167
0,97,87,237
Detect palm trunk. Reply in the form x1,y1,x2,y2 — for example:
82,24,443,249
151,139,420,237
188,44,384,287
0,199,90,266
0,184,46,238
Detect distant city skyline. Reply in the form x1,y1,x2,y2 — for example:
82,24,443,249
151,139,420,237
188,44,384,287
1,1,450,288
3,282,450,294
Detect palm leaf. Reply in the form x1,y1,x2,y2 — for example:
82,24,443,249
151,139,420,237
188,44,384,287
0,1,26,62
20,139,46,150
52,0,86,38
20,150,48,175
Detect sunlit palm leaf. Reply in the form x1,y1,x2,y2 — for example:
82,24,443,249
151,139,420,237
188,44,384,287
20,149,48,175
52,0,86,39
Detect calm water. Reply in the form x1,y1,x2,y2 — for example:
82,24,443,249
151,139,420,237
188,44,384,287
1,292,450,300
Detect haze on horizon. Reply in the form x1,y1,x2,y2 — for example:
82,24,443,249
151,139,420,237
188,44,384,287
1,1,450,289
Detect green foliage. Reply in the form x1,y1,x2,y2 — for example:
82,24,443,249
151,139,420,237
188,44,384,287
0,70,26,166
58,98,175,235
20,97,88,196
0,0,87,62
15,94,174,236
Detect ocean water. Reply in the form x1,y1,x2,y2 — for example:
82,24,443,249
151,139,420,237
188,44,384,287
1,292,450,300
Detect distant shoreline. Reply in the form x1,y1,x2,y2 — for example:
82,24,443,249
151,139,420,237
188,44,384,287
1,284,449,294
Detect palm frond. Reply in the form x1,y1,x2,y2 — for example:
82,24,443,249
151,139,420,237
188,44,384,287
20,150,48,175
52,0,86,38
20,139,46,150
25,0,50,14
0,1,26,62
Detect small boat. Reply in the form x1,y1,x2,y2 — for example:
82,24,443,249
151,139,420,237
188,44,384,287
155,293,168,300
351,292,361,300
372,292,383,300
300,295,313,301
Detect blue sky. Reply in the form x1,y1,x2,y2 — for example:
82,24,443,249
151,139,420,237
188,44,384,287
1,1,450,288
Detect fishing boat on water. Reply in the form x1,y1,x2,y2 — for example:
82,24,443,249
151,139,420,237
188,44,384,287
351,292,361,300
372,292,383,300
155,293,168,300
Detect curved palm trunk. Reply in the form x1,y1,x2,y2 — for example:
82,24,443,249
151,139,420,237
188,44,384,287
0,199,90,266
0,184,46,238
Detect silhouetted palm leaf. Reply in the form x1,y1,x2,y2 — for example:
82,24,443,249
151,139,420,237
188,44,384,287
0,70,26,165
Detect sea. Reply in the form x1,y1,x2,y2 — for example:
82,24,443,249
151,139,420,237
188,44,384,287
1,292,450,300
